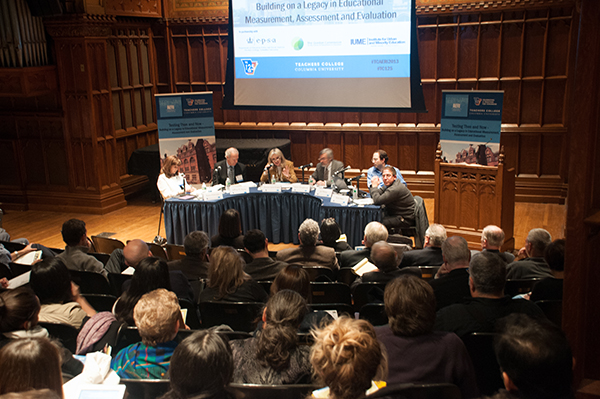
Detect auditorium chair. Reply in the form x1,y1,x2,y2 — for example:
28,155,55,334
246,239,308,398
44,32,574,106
198,301,264,332
147,242,168,260
310,282,352,305
504,278,544,297
179,298,202,329
462,332,503,396
229,383,318,399
393,196,429,249
359,303,388,326
352,282,386,312
39,322,79,353
418,266,440,281
108,273,132,296
8,261,30,278
309,302,354,317
81,293,117,312
121,379,170,399
303,265,334,282
68,270,112,295
91,235,125,254
535,299,562,326
164,244,186,260
337,268,358,286
257,280,272,295
368,382,461,399
237,249,254,264
88,252,110,265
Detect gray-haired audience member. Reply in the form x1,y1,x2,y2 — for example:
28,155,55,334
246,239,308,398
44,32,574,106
477,225,515,264
168,231,210,280
243,229,287,281
434,252,545,338
429,236,472,310
399,223,446,267
277,219,338,270
506,228,553,279
489,313,573,399
339,221,388,269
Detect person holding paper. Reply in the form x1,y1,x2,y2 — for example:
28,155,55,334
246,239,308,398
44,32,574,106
351,242,420,290
370,166,415,232
212,147,246,186
157,155,195,199
310,148,344,187
260,148,297,183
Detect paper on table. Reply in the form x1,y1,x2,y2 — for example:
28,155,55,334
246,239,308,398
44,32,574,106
13,250,42,265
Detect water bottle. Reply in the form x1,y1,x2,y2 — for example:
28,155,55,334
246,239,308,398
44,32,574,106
202,182,207,191
271,174,276,185
352,185,358,200
308,175,315,185
226,177,231,193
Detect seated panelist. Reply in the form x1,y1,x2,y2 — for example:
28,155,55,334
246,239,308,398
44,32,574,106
310,148,345,187
213,147,246,186
157,155,195,199
260,148,298,183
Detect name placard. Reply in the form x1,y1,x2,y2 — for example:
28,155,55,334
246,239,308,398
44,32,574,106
292,184,311,193
230,185,249,195
314,188,333,198
203,191,223,201
331,193,349,206
261,184,281,193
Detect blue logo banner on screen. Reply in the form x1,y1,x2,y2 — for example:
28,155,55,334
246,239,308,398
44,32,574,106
158,97,183,118
155,92,216,139
444,94,469,118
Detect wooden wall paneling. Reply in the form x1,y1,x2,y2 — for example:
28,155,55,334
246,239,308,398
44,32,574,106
437,25,457,79
457,23,478,80
540,131,564,177
542,79,566,125
517,132,541,176
361,131,380,170
522,19,546,79
520,81,542,125
499,80,520,123
479,22,500,79
343,132,361,169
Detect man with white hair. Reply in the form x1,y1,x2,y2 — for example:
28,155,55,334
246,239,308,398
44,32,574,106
339,221,388,269
310,148,345,187
276,218,339,270
399,224,446,267
212,147,246,186
479,224,515,264
506,228,553,279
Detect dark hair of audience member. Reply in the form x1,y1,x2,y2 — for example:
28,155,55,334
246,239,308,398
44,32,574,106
469,251,506,295
494,314,573,399
0,338,63,398
310,317,387,399
544,239,565,272
256,290,308,371
0,288,40,333
270,264,311,302
218,209,242,239
29,258,73,305
160,330,233,399
243,229,266,254
60,219,86,247
207,246,248,299
320,218,342,247
384,275,436,337
0,389,62,399
114,257,172,323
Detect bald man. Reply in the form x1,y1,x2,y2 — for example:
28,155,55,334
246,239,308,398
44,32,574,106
105,239,152,274
478,225,515,264
212,147,246,186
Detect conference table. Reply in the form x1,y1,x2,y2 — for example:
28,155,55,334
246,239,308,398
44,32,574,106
164,187,382,248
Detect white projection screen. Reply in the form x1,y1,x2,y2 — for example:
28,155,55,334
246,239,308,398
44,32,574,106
223,0,426,112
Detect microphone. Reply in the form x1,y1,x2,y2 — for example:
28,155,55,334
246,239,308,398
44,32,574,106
264,163,273,172
333,165,351,176
299,163,313,169
179,173,187,190
349,173,365,182
214,165,221,172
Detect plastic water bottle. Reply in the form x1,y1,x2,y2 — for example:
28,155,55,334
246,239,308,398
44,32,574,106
202,182,207,191
271,174,276,185
226,177,231,193
308,175,315,185
352,185,358,200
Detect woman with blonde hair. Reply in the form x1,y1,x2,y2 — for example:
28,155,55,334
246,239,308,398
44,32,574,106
260,148,297,183
198,246,268,303
157,155,195,199
310,317,387,399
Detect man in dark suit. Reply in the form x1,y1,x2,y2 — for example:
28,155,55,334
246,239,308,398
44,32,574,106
277,219,339,270
212,147,246,186
310,148,345,187
399,223,446,267
429,236,471,310
167,230,210,280
243,229,287,281
370,166,415,231
339,221,388,269
506,228,553,279
352,241,420,289
472,224,515,264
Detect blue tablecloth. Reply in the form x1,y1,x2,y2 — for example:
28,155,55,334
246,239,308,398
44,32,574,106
164,187,381,248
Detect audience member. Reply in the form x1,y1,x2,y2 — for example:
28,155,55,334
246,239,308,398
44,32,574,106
434,252,545,338
339,221,388,269
56,219,107,278
310,317,387,399
399,224,446,267
211,209,245,249
260,148,298,183
429,236,472,310
199,246,268,303
243,230,287,281
367,149,406,188
30,258,96,329
270,265,333,332
230,290,312,384
529,239,565,302
277,219,339,270
159,330,234,399
506,229,553,279
310,148,345,187
488,313,573,399
351,242,420,289
369,166,415,232
0,243,42,269
213,147,246,186
111,289,183,379
157,155,195,199
168,231,210,280
478,225,515,264
0,338,63,398
375,276,478,398
319,218,351,252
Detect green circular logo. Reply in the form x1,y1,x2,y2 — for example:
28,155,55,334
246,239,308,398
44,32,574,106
292,37,304,51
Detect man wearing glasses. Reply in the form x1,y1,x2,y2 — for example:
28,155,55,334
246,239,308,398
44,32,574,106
370,166,415,232
367,149,406,188
310,148,345,187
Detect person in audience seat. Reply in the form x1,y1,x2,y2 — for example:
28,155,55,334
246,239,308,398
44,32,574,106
506,229,553,280
211,209,245,250
319,218,351,252
399,224,446,267
168,231,210,281
339,221,388,269
159,330,234,399
529,239,565,302
111,289,184,379
198,246,268,303
369,166,415,232
375,275,479,398
30,258,96,329
260,147,298,183
429,236,472,310
310,317,387,399
434,252,545,338
243,229,287,281
476,225,515,264
56,219,107,278
277,219,339,271
230,290,312,384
